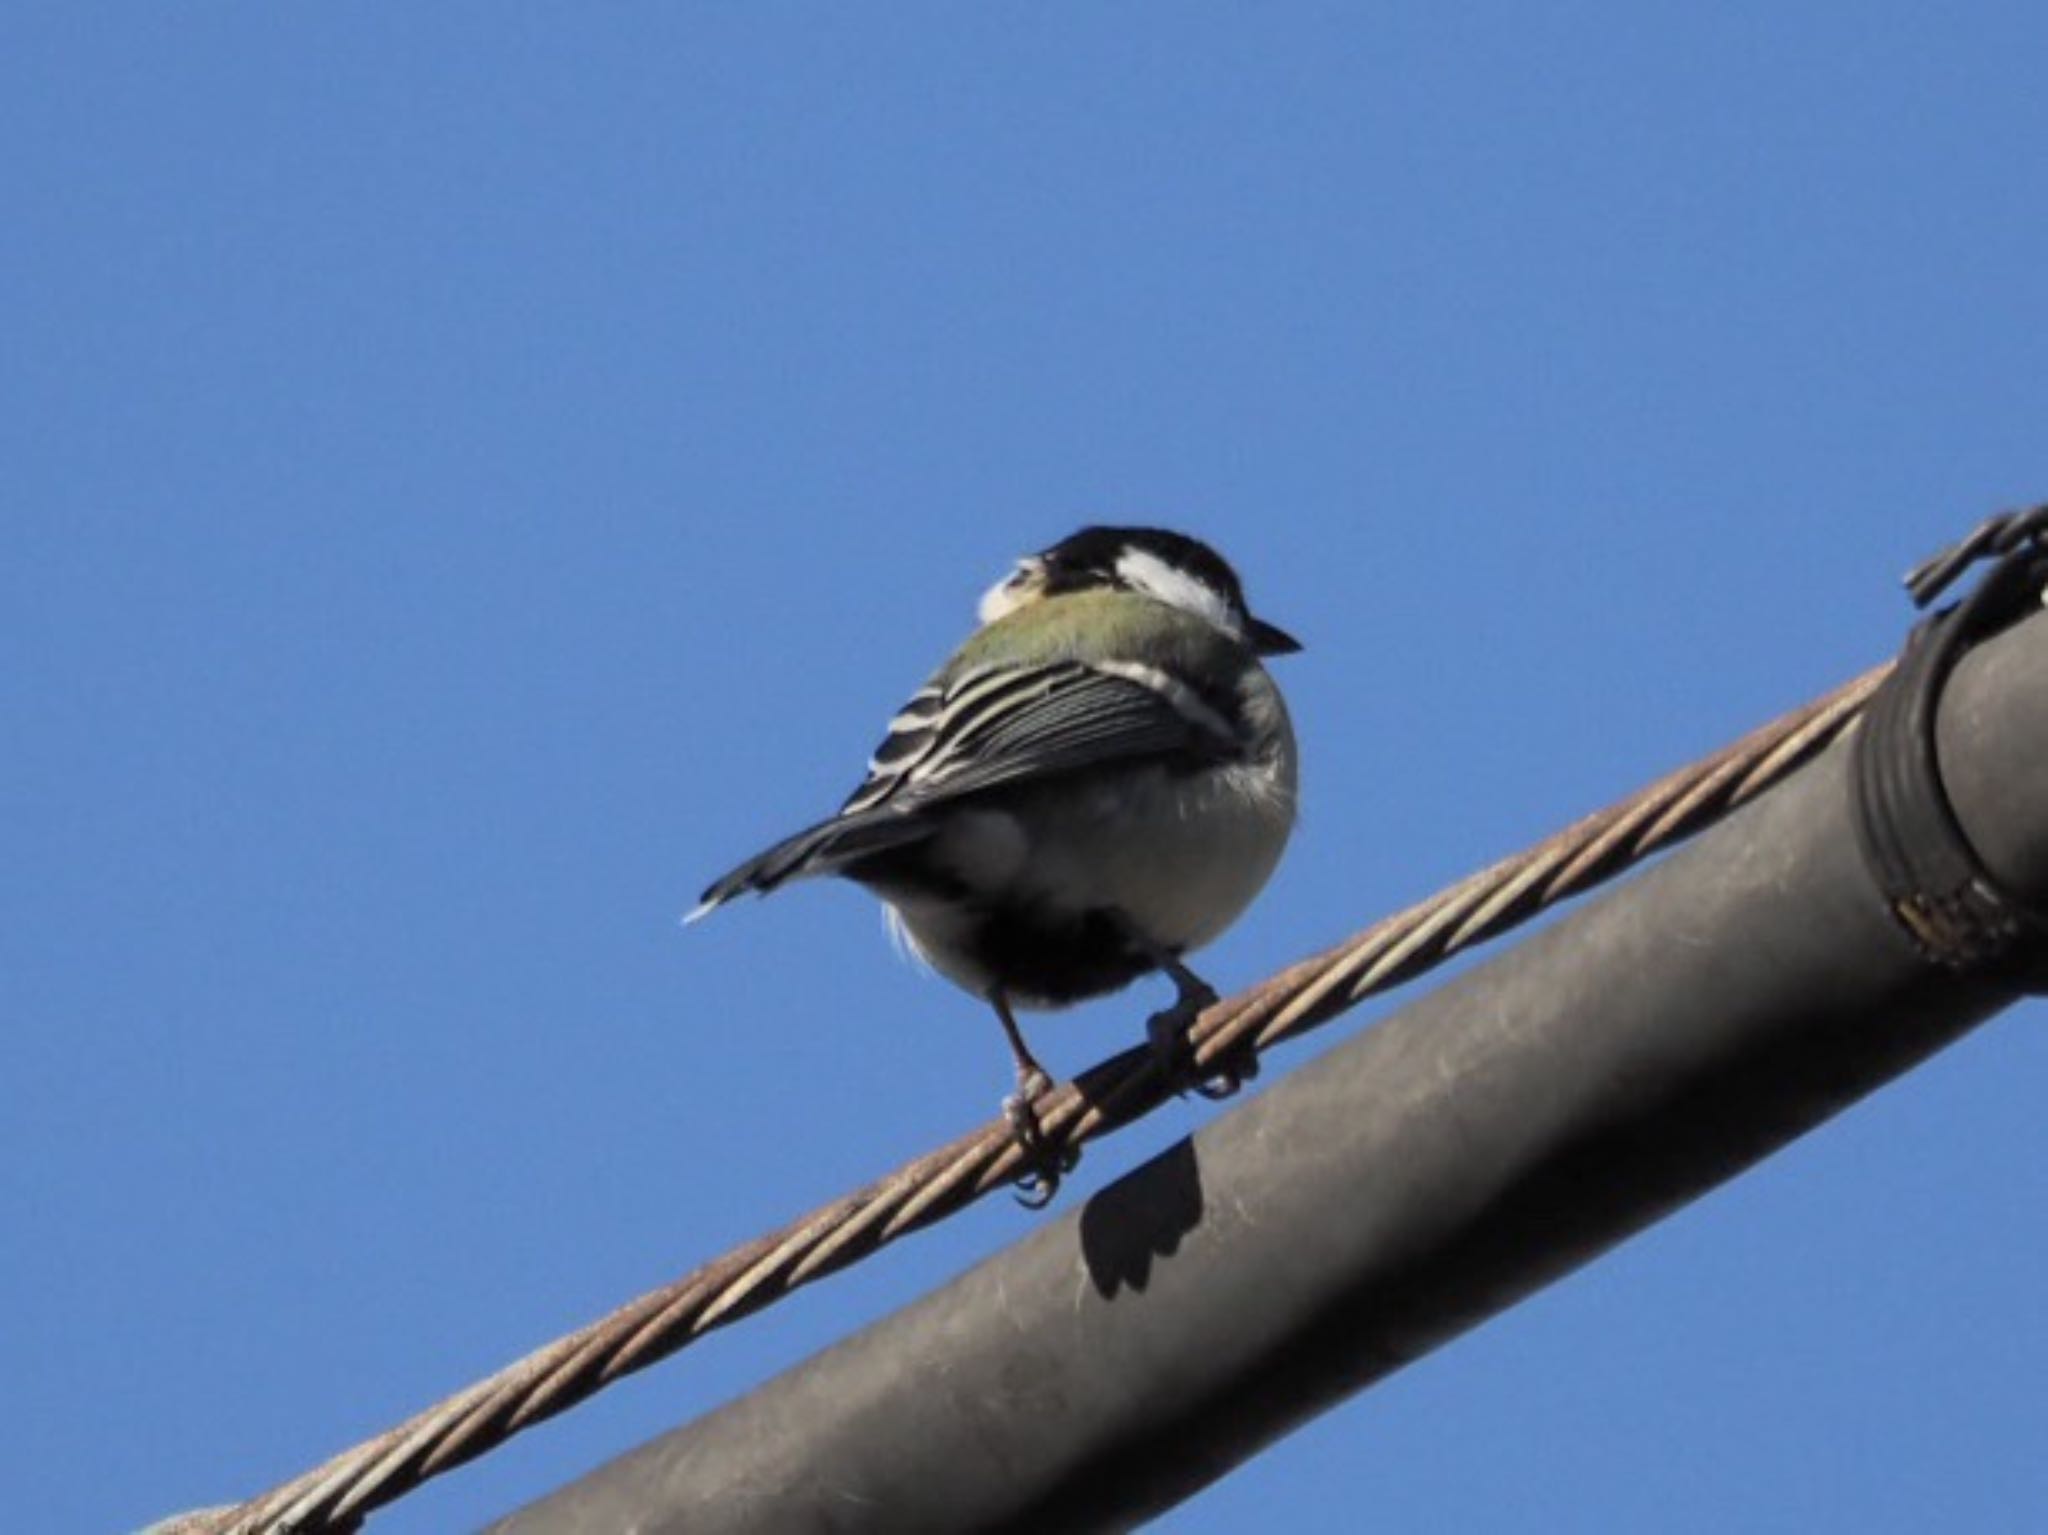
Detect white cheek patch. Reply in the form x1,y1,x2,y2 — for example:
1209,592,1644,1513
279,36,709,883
1114,546,1243,639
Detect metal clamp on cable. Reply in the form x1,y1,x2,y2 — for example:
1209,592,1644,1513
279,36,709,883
1851,505,2048,988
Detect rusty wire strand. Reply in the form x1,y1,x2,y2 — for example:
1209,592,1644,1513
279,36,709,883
204,660,1891,1535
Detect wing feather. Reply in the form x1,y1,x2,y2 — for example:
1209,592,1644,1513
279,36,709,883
696,657,1242,913
848,659,1235,810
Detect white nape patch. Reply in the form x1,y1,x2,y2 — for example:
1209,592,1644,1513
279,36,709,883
978,557,1044,625
1114,546,1242,639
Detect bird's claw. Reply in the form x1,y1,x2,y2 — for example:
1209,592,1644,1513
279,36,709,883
1146,986,1256,1100
1190,1049,1259,1100
1002,1069,1078,1207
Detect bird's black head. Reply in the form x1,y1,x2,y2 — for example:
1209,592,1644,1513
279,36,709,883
981,525,1301,656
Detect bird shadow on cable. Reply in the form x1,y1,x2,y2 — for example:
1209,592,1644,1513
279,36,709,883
1076,1137,1206,1299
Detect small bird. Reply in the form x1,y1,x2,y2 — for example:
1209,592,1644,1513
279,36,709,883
691,526,1301,1164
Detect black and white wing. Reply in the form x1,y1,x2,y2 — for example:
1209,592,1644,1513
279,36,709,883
841,659,1235,812
692,659,1238,914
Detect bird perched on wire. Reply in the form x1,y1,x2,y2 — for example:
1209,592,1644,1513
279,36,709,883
691,526,1301,1186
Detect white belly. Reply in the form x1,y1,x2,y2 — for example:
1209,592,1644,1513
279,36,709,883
1021,762,1294,950
885,748,1297,1001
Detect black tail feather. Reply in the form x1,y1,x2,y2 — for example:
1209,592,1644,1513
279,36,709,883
688,809,934,921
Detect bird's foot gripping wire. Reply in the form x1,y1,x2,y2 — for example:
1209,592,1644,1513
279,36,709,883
991,992,1080,1206
1000,1067,1079,1207
1101,913,1253,1099
1144,968,1256,1101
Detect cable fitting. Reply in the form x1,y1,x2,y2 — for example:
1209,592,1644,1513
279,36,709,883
1851,505,2048,989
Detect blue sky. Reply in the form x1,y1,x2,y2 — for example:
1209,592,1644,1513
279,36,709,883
6,7,2046,1531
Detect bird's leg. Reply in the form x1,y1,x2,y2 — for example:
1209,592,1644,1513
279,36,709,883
1111,913,1254,1101
991,990,1076,1206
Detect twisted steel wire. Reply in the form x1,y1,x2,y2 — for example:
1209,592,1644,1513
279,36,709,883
203,660,1890,1535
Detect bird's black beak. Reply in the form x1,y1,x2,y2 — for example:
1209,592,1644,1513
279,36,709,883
1248,616,1303,656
